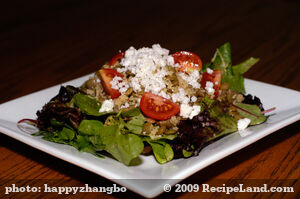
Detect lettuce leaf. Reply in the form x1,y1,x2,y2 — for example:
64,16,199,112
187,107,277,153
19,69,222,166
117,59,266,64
209,42,259,94
100,125,144,165
78,119,144,165
70,93,102,116
232,57,259,75
234,103,267,125
143,137,174,164
211,42,232,70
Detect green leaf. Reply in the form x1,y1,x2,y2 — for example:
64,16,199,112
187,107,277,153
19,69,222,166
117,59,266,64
71,93,105,116
42,127,76,144
232,57,259,75
208,42,259,94
88,136,105,150
151,134,177,141
234,103,267,125
208,110,238,141
211,42,232,70
74,135,91,149
222,70,246,93
78,120,104,136
121,108,141,117
59,127,76,140
182,149,193,158
74,135,105,158
124,114,145,134
143,137,174,164
201,95,215,109
209,115,237,141
100,125,144,166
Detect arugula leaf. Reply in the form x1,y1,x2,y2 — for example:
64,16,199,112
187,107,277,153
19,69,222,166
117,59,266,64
78,120,104,136
208,115,238,141
59,127,76,140
201,95,215,109
232,57,259,75
211,42,232,70
71,93,109,116
222,70,246,93
234,103,267,125
121,108,141,117
143,137,174,164
42,127,76,144
182,149,193,158
78,119,144,165
124,114,145,134
73,135,105,158
118,108,145,134
209,42,259,94
207,104,238,141
221,57,259,93
88,135,105,150
151,134,177,140
100,125,144,165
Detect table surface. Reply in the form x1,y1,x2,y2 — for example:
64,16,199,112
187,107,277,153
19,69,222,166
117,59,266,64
0,0,299,198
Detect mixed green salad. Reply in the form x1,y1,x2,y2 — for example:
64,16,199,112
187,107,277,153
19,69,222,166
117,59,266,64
20,42,274,166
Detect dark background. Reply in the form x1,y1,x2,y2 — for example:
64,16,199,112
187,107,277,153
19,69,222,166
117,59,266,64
0,0,299,198
0,0,299,104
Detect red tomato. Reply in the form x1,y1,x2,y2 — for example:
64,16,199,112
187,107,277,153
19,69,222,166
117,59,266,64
172,51,202,73
109,52,125,66
140,93,180,120
200,70,222,96
99,68,123,99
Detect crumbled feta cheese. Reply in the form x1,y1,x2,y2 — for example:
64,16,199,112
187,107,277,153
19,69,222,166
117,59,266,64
120,102,130,109
110,76,129,94
171,88,190,104
180,104,201,119
158,90,170,99
189,105,201,119
118,44,175,94
205,81,215,94
191,96,197,103
180,104,193,118
207,68,213,74
237,118,251,131
178,70,201,89
99,99,114,112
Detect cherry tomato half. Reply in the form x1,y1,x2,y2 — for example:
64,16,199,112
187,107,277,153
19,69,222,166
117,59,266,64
140,92,180,120
200,69,222,97
172,51,202,73
109,52,125,66
99,68,123,99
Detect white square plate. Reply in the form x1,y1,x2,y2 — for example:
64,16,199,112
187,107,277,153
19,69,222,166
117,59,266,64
0,75,299,198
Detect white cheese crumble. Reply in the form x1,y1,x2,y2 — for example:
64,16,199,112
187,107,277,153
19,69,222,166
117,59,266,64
180,104,201,119
110,76,129,94
120,102,130,109
207,68,213,74
118,44,174,95
205,81,215,94
171,88,190,104
99,99,114,112
158,90,170,99
189,105,201,119
178,70,201,89
191,96,197,103
237,118,251,131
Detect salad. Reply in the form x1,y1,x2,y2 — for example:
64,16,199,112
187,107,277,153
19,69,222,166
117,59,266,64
21,42,274,166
